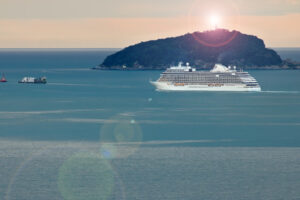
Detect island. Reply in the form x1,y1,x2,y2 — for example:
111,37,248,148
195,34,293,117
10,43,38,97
94,29,300,70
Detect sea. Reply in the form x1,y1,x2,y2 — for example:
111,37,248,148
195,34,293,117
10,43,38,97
0,48,300,200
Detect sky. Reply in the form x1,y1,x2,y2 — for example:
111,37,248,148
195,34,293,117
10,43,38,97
0,0,300,48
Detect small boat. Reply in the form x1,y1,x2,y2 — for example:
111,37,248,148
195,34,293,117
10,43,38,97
18,76,47,84
0,73,7,82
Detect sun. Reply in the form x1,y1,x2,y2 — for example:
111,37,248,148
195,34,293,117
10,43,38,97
209,14,220,29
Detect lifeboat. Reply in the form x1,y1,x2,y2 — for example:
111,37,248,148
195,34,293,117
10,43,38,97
174,83,185,86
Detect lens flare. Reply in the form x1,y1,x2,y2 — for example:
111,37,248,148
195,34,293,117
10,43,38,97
186,0,241,47
99,115,143,159
209,14,220,29
5,148,49,200
58,152,114,200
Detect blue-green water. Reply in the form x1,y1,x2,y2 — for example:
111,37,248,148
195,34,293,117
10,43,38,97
1,49,300,200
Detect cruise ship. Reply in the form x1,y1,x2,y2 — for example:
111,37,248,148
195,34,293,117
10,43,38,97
151,63,261,92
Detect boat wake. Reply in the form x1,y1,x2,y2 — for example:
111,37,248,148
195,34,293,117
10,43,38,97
260,90,300,94
48,82,95,87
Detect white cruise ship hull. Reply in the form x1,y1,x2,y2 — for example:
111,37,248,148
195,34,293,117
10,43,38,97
151,81,261,92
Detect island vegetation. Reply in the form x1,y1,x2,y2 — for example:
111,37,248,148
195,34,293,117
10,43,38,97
94,29,300,70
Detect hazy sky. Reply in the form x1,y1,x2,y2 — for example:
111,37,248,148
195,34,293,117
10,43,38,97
0,0,300,47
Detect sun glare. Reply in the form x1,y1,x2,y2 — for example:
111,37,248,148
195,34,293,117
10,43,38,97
209,14,220,29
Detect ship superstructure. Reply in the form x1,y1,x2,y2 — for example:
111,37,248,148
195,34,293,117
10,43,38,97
151,63,261,91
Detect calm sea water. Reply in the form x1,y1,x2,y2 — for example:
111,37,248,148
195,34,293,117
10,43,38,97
0,48,300,200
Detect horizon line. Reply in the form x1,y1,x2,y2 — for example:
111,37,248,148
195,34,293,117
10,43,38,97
1,47,300,50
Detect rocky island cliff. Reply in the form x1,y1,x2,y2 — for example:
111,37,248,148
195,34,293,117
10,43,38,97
95,29,300,70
